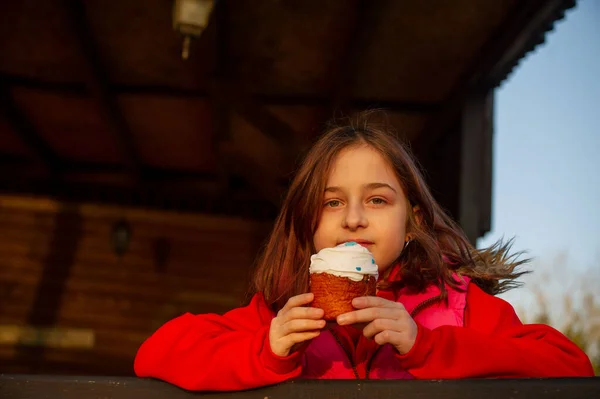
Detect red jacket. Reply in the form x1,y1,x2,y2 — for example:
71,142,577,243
134,284,594,391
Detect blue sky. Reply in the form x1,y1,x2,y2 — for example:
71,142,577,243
476,0,600,312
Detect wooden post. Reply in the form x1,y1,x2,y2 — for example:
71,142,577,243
16,204,84,370
458,90,493,244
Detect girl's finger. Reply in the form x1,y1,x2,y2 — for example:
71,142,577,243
362,318,401,339
351,296,400,309
283,306,324,322
280,293,314,314
337,306,403,325
281,331,321,348
281,318,326,336
373,329,403,346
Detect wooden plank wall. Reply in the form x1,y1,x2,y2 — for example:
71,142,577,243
0,195,273,375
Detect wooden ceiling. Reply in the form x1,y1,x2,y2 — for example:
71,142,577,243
0,0,575,218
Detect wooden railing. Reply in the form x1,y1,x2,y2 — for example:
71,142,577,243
1,375,599,398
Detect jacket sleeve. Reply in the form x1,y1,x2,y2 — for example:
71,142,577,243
134,293,303,391
396,284,595,378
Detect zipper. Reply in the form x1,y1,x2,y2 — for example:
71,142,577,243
409,294,443,319
326,325,359,379
328,294,444,379
365,346,382,378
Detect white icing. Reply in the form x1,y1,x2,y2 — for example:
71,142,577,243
309,242,378,282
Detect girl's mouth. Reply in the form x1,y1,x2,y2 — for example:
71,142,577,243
340,240,374,247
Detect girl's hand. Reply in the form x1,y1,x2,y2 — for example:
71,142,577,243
336,296,418,355
269,293,326,357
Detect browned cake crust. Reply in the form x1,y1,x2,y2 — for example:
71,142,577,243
309,273,376,320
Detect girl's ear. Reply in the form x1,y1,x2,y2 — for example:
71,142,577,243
412,205,423,227
404,205,421,243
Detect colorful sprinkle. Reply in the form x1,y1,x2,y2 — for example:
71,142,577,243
344,241,357,246
371,259,375,264
356,267,362,271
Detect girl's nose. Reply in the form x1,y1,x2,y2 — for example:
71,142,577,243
342,203,368,230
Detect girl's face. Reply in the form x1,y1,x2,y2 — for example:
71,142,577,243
313,145,410,274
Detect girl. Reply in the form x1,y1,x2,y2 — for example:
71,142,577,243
134,113,594,391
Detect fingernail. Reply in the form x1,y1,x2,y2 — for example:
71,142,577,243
337,315,347,324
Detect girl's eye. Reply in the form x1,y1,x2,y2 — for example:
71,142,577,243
325,200,341,208
370,197,387,205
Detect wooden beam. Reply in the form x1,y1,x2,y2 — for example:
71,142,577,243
219,142,283,207
208,80,302,151
0,170,278,220
0,72,440,113
16,204,83,367
0,73,87,94
195,6,299,153
458,90,494,244
2,375,600,398
484,0,575,87
63,165,222,196
188,0,288,206
211,0,232,194
329,0,383,115
416,0,574,158
63,0,141,181
0,159,222,195
0,156,280,217
0,79,61,176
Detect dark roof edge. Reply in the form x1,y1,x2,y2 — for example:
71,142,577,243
491,0,577,89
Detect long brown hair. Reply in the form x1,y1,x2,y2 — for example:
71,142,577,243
251,111,528,311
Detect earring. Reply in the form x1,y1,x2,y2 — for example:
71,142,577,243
399,239,412,257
